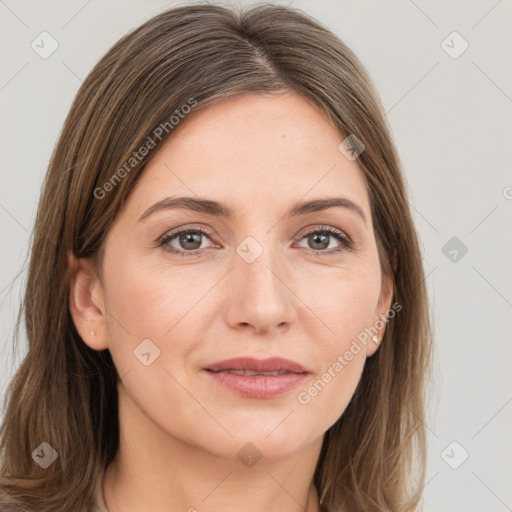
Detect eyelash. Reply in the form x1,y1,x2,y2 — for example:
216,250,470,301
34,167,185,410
158,225,354,258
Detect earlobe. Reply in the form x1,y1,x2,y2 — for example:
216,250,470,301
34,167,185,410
365,313,387,358
67,250,108,351
366,268,395,357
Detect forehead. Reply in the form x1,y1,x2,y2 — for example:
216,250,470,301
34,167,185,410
162,92,350,166
125,92,371,222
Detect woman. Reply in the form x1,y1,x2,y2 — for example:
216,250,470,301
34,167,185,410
0,3,432,511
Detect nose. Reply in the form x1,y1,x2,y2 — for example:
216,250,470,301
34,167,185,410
223,242,297,336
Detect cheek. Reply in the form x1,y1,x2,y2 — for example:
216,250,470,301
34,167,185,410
296,350,366,432
103,246,201,329
101,252,231,398
100,259,207,436
301,261,381,351
100,253,201,371
293,265,380,425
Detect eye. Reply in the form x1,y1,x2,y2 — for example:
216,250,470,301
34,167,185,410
159,227,215,256
157,225,353,258
295,226,353,256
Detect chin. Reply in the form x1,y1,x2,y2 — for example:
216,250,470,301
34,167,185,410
194,420,317,463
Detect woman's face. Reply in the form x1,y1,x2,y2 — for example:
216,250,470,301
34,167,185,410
74,92,393,462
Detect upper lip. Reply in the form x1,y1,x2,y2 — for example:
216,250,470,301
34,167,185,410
204,357,308,374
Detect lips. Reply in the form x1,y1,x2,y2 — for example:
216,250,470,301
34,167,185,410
202,357,309,399
213,369,288,376
203,357,308,375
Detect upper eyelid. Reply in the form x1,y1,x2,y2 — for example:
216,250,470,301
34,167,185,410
159,224,212,239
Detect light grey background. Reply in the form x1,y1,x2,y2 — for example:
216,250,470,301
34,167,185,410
1,1,511,511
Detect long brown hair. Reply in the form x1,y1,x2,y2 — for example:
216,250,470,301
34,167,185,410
0,3,433,511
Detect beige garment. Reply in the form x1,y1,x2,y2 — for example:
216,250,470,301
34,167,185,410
94,469,109,512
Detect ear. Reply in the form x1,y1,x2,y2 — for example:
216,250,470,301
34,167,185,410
68,250,108,351
365,251,396,357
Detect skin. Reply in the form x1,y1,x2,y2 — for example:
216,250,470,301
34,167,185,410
69,91,394,512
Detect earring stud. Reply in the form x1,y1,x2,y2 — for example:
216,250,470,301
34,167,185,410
371,334,379,344
90,330,95,336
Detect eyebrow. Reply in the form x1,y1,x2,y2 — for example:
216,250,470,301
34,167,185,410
137,195,366,225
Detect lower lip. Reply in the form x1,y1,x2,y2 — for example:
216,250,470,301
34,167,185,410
203,370,308,399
